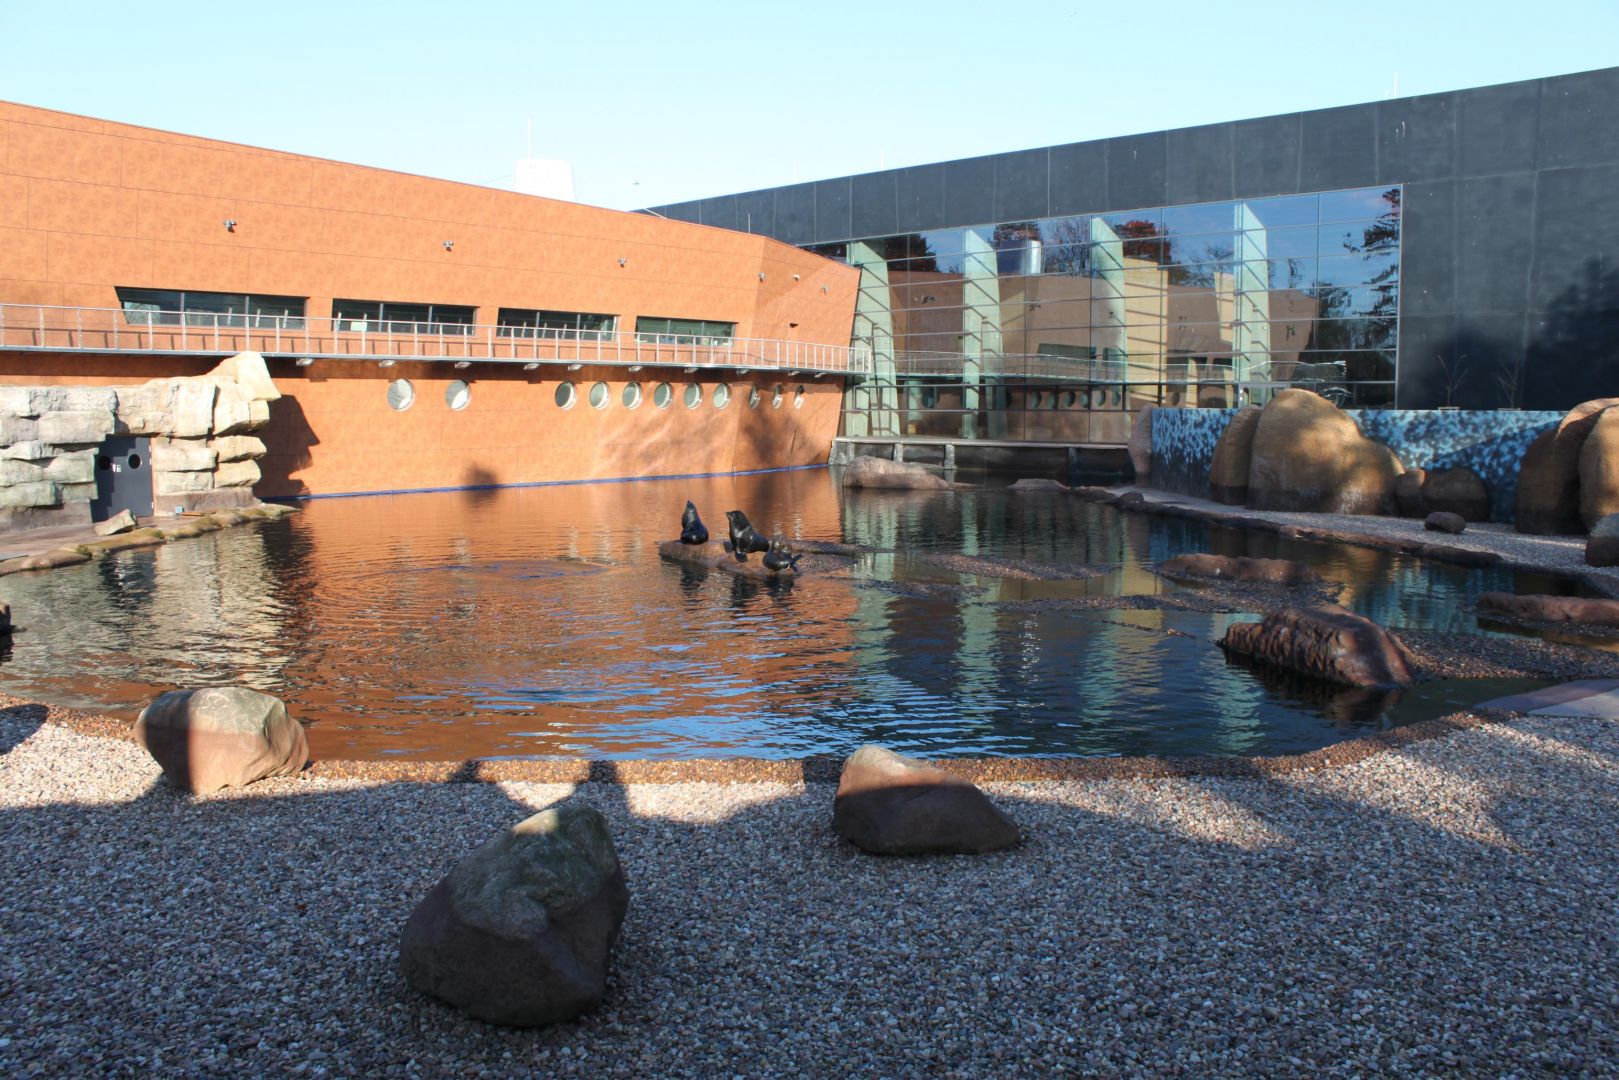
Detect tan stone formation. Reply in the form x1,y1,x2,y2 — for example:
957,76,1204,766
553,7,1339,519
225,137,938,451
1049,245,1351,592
840,455,952,491
1516,398,1619,535
93,508,137,536
1244,390,1404,515
399,804,629,1027
1478,592,1619,628
1155,553,1321,585
1128,405,1155,484
1218,605,1415,688
1208,405,1261,505
1578,406,1619,531
134,686,308,794
832,745,1021,856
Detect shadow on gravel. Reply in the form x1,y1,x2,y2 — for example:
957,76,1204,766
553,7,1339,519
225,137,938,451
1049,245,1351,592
0,703,44,754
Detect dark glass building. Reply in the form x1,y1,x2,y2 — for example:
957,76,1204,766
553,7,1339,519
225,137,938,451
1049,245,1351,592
650,66,1619,440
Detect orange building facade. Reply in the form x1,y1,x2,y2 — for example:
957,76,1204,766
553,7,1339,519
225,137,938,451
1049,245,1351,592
0,101,862,501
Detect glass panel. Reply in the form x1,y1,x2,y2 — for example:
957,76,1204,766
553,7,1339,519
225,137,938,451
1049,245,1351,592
1243,193,1318,228
1319,187,1399,224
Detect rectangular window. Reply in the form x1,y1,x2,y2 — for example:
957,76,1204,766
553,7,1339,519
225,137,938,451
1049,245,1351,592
117,288,306,329
633,317,735,346
496,308,617,339
333,300,475,336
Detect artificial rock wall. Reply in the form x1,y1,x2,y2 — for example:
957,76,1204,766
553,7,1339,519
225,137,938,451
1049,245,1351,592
0,352,279,530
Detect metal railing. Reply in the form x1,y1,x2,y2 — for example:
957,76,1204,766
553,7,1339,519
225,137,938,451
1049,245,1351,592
0,304,873,376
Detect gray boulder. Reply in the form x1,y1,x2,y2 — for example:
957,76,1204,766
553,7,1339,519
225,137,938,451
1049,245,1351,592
1424,511,1466,535
134,687,308,794
833,745,1020,855
400,804,629,1027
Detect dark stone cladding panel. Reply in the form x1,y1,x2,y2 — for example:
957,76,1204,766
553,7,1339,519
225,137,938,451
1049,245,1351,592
894,163,946,233
942,155,995,230
1455,172,1535,313
1105,131,1167,211
813,178,852,242
1537,66,1619,169
1300,105,1379,191
849,171,898,238
734,190,775,236
1530,162,1619,313
1375,92,1457,184
771,184,815,246
697,195,737,232
1165,123,1234,205
1398,180,1457,318
992,148,1049,223
1232,113,1301,199
1457,78,1540,177
1048,139,1107,217
652,201,702,226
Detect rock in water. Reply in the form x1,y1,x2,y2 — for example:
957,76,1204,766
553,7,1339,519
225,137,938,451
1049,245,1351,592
1245,390,1403,514
1580,406,1619,531
94,508,138,536
1478,592,1619,628
134,687,308,793
840,456,951,491
1424,511,1466,534
1208,405,1261,505
1517,398,1619,534
399,804,629,1027
0,600,10,634
1008,478,1069,492
1218,605,1415,688
833,745,1020,855
1155,553,1321,585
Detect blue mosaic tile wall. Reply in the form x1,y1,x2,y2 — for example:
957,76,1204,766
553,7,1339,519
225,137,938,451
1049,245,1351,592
1149,407,1561,522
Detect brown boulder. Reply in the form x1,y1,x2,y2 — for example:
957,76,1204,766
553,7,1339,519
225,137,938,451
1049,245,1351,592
1423,467,1489,521
1245,390,1404,515
840,456,951,491
832,745,1020,855
134,687,308,794
1478,592,1619,628
1424,511,1466,535
1517,399,1619,534
1394,468,1427,518
1218,604,1415,688
1579,406,1619,530
400,804,628,1027
1155,553,1321,585
1208,405,1261,505
1587,513,1619,567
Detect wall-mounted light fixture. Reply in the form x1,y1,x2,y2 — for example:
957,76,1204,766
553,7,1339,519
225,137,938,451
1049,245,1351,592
378,359,396,368
567,363,583,371
453,360,471,369
294,357,313,367
443,240,455,251
223,219,236,232
814,371,827,378
821,285,829,293
683,366,698,373
787,369,801,377
793,273,801,281
617,257,627,267
522,362,540,371
758,272,766,281
627,365,643,373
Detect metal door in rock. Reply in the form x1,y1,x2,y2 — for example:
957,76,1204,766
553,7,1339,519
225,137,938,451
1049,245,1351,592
90,436,153,521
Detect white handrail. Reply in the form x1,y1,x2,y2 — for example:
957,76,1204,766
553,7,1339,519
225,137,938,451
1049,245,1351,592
0,303,873,376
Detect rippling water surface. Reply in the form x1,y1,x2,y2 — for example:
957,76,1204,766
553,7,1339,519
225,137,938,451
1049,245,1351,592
0,469,1564,759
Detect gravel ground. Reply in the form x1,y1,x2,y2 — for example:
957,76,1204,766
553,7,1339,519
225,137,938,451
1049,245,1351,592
3,713,1617,1077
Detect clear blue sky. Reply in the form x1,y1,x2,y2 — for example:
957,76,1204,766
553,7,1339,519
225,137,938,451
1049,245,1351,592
3,1,1616,211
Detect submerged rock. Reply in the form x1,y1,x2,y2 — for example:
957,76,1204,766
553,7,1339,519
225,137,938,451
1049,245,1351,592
840,456,952,491
400,804,628,1027
134,687,308,794
832,745,1020,856
1155,553,1321,585
1218,605,1415,688
1008,478,1068,492
1478,592,1619,628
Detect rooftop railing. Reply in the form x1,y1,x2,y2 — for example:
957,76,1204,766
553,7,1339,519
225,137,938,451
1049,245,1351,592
0,304,872,376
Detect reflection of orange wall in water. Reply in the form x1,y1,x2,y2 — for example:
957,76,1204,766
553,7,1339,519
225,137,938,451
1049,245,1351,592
279,475,858,759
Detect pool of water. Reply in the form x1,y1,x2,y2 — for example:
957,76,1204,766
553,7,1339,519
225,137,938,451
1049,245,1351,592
0,469,1574,760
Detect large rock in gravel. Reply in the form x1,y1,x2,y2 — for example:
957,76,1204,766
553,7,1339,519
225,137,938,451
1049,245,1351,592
840,455,951,491
1245,390,1403,515
1478,592,1619,628
1579,406,1619,531
1517,398,1619,534
832,745,1020,856
1218,605,1415,688
134,687,308,794
1156,553,1320,585
400,804,629,1027
1208,405,1261,505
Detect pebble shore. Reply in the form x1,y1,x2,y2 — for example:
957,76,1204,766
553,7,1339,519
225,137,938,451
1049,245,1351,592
3,708,1616,1077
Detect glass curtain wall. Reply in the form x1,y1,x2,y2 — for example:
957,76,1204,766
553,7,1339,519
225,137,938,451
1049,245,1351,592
824,185,1401,442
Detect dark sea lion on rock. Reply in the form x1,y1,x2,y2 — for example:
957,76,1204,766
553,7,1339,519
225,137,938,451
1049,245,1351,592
762,535,801,575
679,501,709,545
725,510,772,562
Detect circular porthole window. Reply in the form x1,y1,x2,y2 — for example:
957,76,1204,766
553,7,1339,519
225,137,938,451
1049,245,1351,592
1091,388,1107,408
554,381,576,409
748,386,761,409
127,453,143,470
684,383,703,409
653,382,673,408
387,378,415,411
793,385,806,409
771,384,784,408
1110,388,1123,407
1028,391,1044,410
445,380,471,411
622,382,643,408
713,383,731,409
1061,390,1078,408
589,381,610,409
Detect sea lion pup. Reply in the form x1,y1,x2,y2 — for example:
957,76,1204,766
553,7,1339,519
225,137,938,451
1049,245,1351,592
724,510,772,561
679,500,709,544
762,534,801,575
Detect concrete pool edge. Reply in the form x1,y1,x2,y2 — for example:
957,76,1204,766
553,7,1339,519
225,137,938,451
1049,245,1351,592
0,691,1533,785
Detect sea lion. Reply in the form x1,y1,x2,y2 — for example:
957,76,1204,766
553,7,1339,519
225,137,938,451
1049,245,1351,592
679,500,709,545
724,510,772,562
762,534,801,575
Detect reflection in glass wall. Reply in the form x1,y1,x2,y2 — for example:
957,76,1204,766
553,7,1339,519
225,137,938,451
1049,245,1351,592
831,186,1402,441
